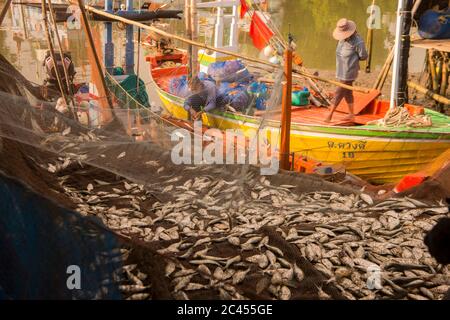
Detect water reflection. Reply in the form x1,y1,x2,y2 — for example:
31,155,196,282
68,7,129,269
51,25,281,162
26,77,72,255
273,0,398,70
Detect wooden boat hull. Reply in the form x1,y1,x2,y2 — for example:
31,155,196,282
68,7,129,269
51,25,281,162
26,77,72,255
155,85,450,184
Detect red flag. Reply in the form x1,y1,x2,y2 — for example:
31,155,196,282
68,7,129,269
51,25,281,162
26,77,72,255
249,12,274,51
240,0,249,19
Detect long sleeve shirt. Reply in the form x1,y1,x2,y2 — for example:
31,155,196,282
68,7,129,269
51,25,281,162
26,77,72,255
336,33,368,81
183,80,218,112
202,80,217,112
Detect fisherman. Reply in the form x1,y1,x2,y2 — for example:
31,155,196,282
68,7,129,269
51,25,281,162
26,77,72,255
325,18,368,123
43,51,76,95
184,76,219,120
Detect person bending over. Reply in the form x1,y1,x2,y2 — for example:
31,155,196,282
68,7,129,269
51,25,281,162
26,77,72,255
184,76,217,120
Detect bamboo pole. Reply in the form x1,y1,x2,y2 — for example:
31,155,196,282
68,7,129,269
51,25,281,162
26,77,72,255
373,50,391,89
82,4,371,94
41,0,68,106
428,49,439,92
77,0,114,121
280,48,293,171
439,52,448,111
439,52,448,98
378,52,394,90
407,81,450,105
0,0,12,26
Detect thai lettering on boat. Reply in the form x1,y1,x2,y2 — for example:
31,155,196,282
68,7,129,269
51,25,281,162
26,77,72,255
327,141,366,151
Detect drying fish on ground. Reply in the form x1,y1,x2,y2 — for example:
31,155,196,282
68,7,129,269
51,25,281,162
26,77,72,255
37,133,450,301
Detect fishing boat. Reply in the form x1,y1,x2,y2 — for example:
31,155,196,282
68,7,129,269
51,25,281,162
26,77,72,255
148,57,449,184
77,1,450,184
143,0,450,185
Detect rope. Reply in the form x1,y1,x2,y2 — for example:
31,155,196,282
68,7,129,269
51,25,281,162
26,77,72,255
367,107,433,128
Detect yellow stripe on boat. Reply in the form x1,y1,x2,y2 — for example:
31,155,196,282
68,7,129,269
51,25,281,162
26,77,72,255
156,86,450,184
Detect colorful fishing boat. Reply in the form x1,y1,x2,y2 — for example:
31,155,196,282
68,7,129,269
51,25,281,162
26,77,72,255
148,53,450,184
141,0,450,184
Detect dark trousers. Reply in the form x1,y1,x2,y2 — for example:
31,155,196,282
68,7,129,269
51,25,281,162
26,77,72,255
334,80,354,106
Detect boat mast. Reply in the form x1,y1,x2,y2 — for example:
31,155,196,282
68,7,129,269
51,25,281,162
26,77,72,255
190,0,199,76
185,0,193,79
125,0,134,74
104,0,114,74
390,0,413,109
280,41,293,171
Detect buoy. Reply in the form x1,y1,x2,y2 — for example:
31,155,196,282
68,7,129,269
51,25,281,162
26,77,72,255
269,56,280,64
263,45,274,58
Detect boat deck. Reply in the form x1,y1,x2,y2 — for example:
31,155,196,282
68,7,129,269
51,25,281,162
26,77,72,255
153,70,450,135
153,73,386,125
260,105,383,127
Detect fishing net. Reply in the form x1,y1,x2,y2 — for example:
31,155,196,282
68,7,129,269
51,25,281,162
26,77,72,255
0,50,449,301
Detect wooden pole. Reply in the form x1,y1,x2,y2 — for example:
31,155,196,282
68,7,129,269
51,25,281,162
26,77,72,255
77,0,114,121
397,0,414,106
439,52,448,98
0,0,12,26
81,4,371,94
41,0,68,106
428,49,439,92
190,0,198,75
365,0,376,73
407,81,450,105
378,56,394,91
136,27,141,92
280,48,293,171
374,48,394,89
185,0,192,79
390,0,407,109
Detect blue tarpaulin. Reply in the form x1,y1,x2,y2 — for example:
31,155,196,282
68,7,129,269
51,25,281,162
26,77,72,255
0,174,123,300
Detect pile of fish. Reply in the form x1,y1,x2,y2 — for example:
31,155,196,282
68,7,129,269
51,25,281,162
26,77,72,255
44,148,450,300
2,84,447,300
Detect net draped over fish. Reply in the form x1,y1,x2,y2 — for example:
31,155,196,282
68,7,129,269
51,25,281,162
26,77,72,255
0,55,449,300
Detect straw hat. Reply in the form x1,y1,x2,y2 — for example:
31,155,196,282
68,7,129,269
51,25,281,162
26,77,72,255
333,18,357,41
